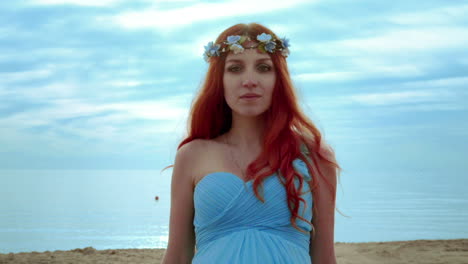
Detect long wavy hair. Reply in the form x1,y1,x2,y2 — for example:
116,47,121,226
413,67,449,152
171,23,341,236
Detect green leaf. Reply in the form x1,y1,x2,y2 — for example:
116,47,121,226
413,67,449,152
239,35,247,44
258,43,267,53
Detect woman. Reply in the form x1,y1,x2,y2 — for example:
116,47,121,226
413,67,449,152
162,23,340,264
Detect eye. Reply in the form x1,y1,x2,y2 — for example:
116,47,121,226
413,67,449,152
227,65,242,72
258,64,272,72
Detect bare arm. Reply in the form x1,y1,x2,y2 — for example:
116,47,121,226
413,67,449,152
309,160,337,264
161,142,198,264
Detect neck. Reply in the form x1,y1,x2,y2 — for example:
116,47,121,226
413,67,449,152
225,112,266,152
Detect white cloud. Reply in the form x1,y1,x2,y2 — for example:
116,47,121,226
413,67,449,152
0,48,91,66
169,30,222,59
102,98,190,121
106,80,145,87
388,4,468,26
0,94,192,129
401,76,468,89
106,77,178,87
349,59,425,76
307,27,468,56
295,71,359,82
352,27,468,51
29,0,120,6
1,81,134,103
348,90,452,106
17,81,80,99
381,103,466,112
0,93,193,151
293,25,468,84
0,67,55,84
294,63,424,82
104,0,315,31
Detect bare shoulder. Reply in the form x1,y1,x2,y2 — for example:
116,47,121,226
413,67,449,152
176,139,215,162
175,139,221,187
176,139,209,160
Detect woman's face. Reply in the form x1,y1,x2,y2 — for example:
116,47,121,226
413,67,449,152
223,45,276,118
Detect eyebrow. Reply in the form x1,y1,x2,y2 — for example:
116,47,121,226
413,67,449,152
226,58,272,63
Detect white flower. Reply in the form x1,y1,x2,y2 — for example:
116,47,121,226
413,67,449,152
281,48,290,57
230,43,244,54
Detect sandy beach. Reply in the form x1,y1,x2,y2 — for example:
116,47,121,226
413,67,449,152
0,239,466,264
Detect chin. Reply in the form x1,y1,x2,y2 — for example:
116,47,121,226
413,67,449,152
234,107,269,118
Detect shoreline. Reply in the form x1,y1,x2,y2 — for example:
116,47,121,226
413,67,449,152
1,239,467,264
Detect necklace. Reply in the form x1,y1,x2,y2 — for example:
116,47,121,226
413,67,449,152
224,134,246,181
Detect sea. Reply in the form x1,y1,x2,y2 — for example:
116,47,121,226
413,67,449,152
1,168,467,254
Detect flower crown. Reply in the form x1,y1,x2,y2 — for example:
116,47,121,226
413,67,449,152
203,33,290,62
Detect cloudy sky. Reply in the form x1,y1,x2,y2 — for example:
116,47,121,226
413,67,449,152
0,0,467,174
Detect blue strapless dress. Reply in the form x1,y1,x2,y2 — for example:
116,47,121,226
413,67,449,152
192,159,313,264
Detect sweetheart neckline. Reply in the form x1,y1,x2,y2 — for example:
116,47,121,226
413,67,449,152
193,158,309,193
194,171,255,192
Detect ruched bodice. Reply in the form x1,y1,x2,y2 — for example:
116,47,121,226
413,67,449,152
192,159,313,264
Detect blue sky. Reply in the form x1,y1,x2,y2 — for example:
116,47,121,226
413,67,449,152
0,0,467,173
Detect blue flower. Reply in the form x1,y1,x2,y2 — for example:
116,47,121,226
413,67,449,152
280,37,290,48
203,41,221,62
264,41,276,53
226,35,241,45
257,33,272,43
203,52,209,62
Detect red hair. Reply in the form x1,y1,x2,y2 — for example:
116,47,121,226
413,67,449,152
173,23,341,236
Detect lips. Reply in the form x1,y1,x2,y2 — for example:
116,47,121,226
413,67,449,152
240,93,261,98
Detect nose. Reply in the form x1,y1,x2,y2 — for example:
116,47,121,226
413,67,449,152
242,79,258,88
